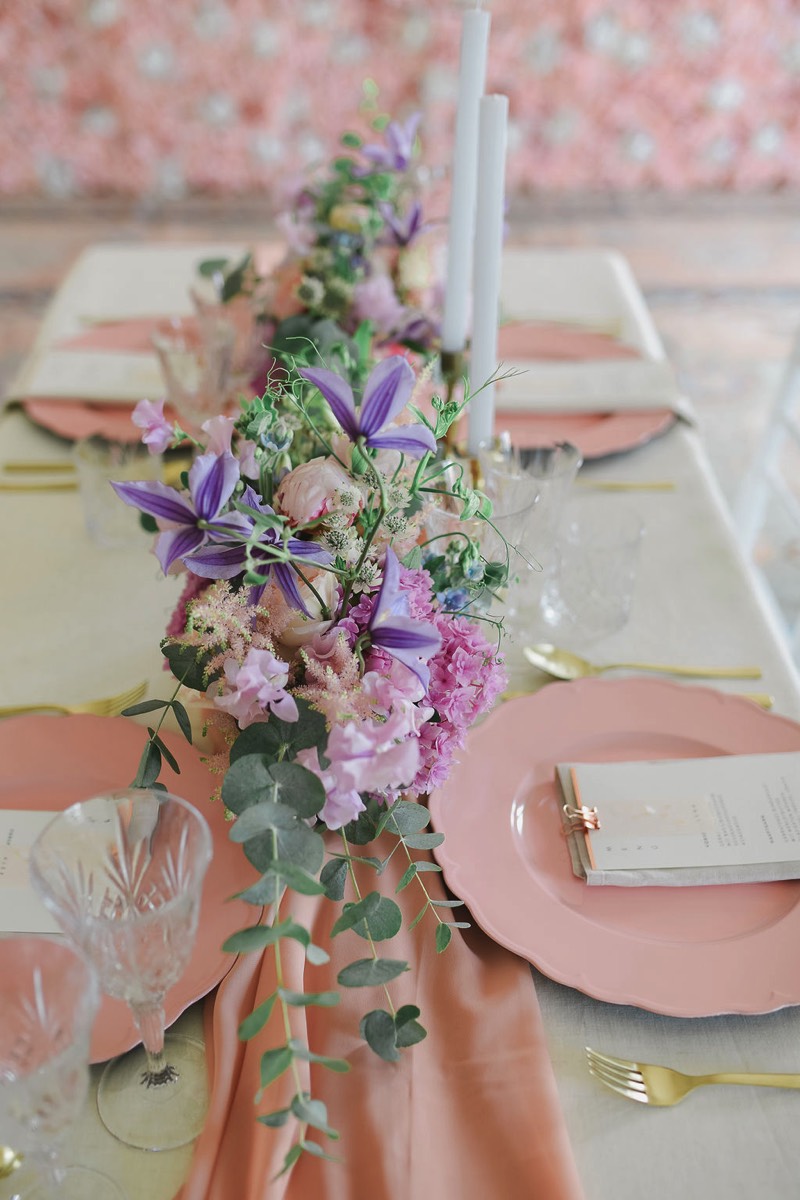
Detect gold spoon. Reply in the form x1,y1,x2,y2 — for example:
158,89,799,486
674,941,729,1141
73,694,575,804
523,643,762,681
0,1146,21,1179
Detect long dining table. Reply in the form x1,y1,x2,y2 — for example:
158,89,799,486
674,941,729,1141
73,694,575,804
3,243,800,1199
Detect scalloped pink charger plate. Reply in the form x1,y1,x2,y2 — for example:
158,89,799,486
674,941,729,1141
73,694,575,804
495,408,676,460
22,399,178,443
0,714,255,1062
429,679,800,1017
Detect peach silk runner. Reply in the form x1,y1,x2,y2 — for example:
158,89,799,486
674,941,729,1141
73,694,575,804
178,835,585,1200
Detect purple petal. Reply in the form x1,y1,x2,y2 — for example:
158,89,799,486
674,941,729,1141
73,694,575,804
272,563,311,615
299,367,359,441
371,615,441,657
183,543,248,579
367,424,437,459
370,545,401,630
359,356,415,438
155,526,205,573
189,452,240,521
286,537,333,566
207,511,254,541
111,479,196,526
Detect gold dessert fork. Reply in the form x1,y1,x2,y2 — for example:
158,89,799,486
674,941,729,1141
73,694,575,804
0,680,147,719
586,1046,800,1106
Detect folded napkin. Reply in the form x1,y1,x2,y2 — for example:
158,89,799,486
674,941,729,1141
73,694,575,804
180,834,584,1200
557,751,800,887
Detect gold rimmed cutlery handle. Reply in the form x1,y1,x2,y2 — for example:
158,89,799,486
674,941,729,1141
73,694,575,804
602,661,762,679
3,460,75,473
704,1072,800,1089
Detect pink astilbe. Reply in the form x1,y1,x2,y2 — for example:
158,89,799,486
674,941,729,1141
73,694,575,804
295,631,371,727
165,573,212,642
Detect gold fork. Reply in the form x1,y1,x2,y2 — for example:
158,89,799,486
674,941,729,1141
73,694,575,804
0,680,147,719
586,1046,800,1106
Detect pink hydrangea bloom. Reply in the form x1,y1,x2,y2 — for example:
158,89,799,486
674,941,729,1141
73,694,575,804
213,647,298,729
132,398,173,455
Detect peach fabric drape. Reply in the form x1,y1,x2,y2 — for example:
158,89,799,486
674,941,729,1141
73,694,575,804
180,837,585,1200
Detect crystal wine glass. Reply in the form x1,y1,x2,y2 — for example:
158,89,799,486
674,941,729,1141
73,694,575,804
0,935,124,1200
151,316,235,434
28,789,213,1152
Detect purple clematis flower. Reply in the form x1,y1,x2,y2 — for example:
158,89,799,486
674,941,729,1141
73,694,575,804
368,547,441,690
379,199,425,248
111,451,244,573
361,113,421,173
299,356,436,459
184,485,332,615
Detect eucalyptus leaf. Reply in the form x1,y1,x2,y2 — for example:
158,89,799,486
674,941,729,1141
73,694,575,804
353,895,402,942
170,699,193,745
278,988,340,1008
395,1017,427,1048
270,859,326,895
329,892,380,938
435,923,452,953
374,796,402,837
162,642,220,692
260,1045,292,1087
408,903,428,932
133,740,161,788
402,832,444,850
289,1041,350,1073
428,898,465,909
337,958,408,988
299,1139,340,1162
359,1009,399,1063
290,1095,338,1138
275,1143,303,1178
395,863,417,892
229,700,327,765
151,731,180,775
243,821,324,877
388,801,430,835
228,800,298,841
415,862,442,873
222,757,283,815
305,942,330,966
257,1108,290,1128
222,925,277,954
121,699,171,716
265,761,326,818
394,1004,421,1028
238,994,277,1041
320,857,348,901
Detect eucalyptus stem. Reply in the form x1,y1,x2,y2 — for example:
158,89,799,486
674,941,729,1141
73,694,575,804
338,833,396,1017
388,817,446,933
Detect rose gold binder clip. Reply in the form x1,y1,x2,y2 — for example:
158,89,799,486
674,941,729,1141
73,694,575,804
562,803,601,831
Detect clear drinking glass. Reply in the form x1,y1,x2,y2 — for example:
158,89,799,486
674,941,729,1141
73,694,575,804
0,935,124,1200
151,316,235,434
28,789,213,1152
72,436,163,549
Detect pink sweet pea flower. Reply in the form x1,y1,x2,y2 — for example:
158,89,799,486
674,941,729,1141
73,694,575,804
324,716,421,795
201,414,235,456
212,647,298,729
296,747,365,831
132,398,173,455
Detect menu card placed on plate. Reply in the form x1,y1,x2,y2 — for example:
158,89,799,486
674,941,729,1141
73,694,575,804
0,810,62,933
556,751,800,887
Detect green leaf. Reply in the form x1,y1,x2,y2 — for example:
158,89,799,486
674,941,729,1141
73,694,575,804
289,1040,350,1073
238,994,277,1041
257,1107,290,1128
290,1095,338,1138
320,857,348,901
429,898,466,908
236,874,285,906
353,895,402,942
151,731,180,774
395,1017,427,1048
266,761,326,818
446,921,471,929
197,256,230,278
259,1045,292,1087
243,817,325,878
274,1143,303,1178
229,699,326,765
389,801,431,835
394,1004,420,1028
329,892,380,938
408,903,428,932
171,699,193,745
337,958,408,988
223,925,277,954
415,861,442,873
133,739,161,788
162,642,220,692
374,797,403,837
140,512,158,534
395,863,417,892
360,1009,399,1063
278,987,340,1008
122,699,171,716
222,758,284,815
435,923,452,953
402,831,445,850
305,942,330,966
270,859,326,896
299,1139,340,1162
229,799,298,838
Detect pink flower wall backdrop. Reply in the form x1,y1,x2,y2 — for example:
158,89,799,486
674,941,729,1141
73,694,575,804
3,0,800,199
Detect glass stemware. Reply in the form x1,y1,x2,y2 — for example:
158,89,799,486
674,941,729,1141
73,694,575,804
28,789,213,1152
151,316,235,435
0,935,124,1200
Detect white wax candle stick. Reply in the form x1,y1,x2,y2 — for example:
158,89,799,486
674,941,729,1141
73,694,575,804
440,4,490,355
468,93,509,456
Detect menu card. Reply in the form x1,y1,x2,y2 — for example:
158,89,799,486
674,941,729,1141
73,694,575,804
0,811,62,933
556,751,800,887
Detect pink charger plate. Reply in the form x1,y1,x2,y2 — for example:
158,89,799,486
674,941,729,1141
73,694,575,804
0,713,257,1062
495,407,676,461
429,678,800,1017
22,398,178,443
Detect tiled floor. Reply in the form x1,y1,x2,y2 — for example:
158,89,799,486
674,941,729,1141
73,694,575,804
3,194,800,646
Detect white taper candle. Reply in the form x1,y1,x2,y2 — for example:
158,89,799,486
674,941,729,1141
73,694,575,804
440,4,491,355
468,93,508,455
